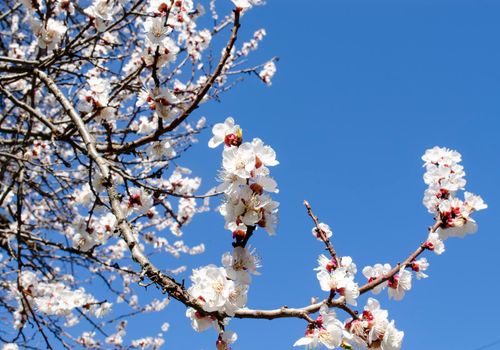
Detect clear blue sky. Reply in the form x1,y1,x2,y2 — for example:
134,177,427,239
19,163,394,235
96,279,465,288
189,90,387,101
124,1,500,349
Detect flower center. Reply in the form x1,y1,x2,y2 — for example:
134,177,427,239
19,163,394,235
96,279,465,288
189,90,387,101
213,281,224,295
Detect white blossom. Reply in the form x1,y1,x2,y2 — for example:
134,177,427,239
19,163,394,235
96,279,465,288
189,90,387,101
2,344,19,350
362,263,392,294
144,17,171,47
85,0,118,32
387,269,412,301
426,231,445,255
30,18,66,51
347,298,404,350
222,247,261,284
259,61,277,85
411,257,429,280
95,302,113,318
316,264,359,306
312,222,332,241
208,117,241,148
293,306,344,349
188,265,238,313
216,330,238,350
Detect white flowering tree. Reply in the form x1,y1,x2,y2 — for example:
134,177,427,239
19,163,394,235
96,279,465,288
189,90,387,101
0,1,488,349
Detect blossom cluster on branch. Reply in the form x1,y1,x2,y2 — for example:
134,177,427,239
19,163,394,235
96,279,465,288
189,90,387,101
422,147,487,245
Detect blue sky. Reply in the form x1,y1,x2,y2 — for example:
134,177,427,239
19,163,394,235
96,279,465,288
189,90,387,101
124,1,500,349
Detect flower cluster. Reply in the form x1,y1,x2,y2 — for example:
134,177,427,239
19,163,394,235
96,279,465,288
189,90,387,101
294,305,346,349
77,74,115,123
8,271,108,329
210,117,280,239
127,187,154,215
70,213,117,252
187,264,247,318
136,85,181,120
259,61,277,86
29,18,67,51
238,29,267,57
362,264,413,301
422,147,487,250
315,255,359,306
85,0,118,32
346,298,404,350
185,246,260,337
141,0,205,68
183,118,278,346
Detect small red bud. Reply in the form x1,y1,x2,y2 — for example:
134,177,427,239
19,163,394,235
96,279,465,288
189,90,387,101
362,310,374,321
255,156,263,169
388,276,399,289
232,229,246,239
257,217,266,228
424,241,435,250
249,183,263,195
316,315,324,328
60,0,70,10
158,3,169,13
326,259,337,272
128,193,142,208
224,133,237,147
